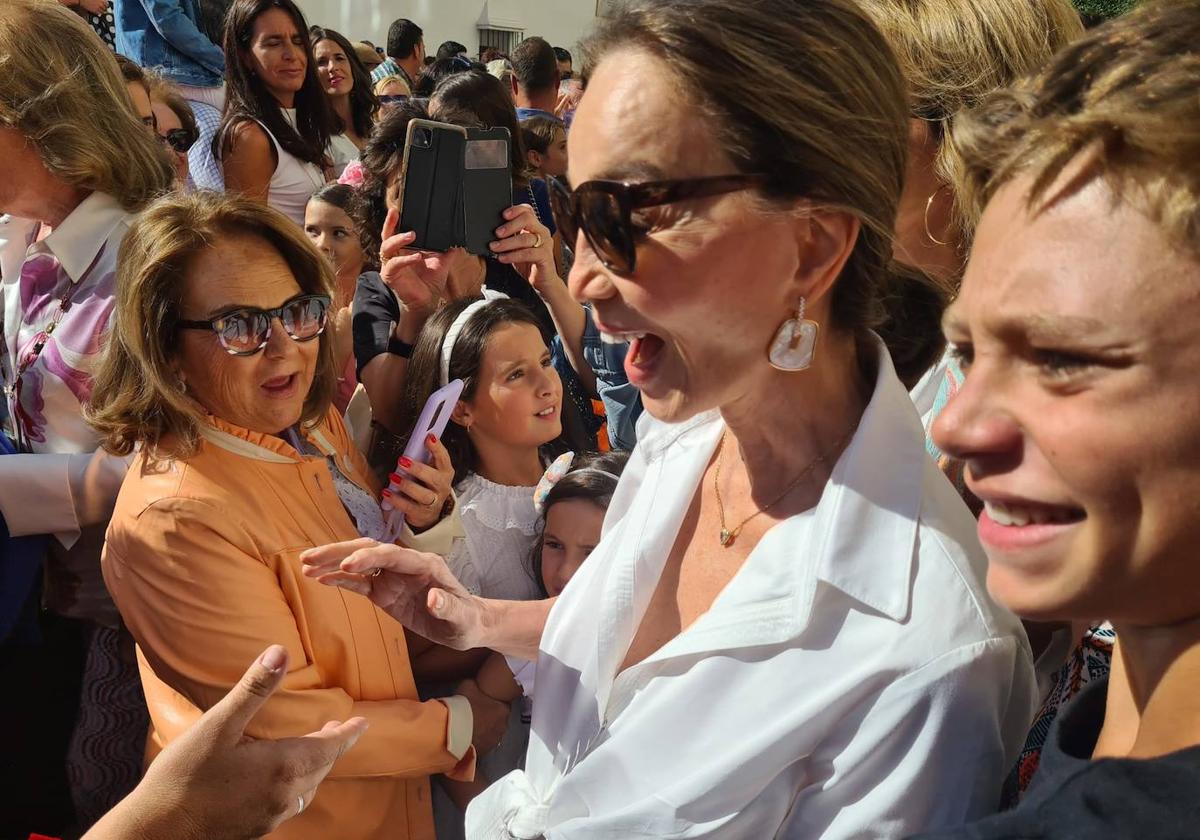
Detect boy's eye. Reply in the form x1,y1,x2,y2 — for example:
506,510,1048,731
1034,349,1094,379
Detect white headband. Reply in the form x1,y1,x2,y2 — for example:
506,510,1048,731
439,290,510,387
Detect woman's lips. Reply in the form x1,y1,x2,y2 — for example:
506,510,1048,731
261,373,299,398
534,403,559,420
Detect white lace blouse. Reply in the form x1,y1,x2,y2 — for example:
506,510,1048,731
447,473,543,602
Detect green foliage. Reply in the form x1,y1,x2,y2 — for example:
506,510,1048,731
1073,0,1140,20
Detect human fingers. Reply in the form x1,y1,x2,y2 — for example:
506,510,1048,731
313,570,376,597
425,435,455,477
493,205,546,241
379,231,419,264
199,645,290,742
337,542,437,578
300,537,379,576
381,207,398,245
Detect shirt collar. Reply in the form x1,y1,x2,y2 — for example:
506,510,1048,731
199,413,337,463
807,336,926,623
40,192,128,284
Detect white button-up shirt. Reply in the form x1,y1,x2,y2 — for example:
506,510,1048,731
468,342,1036,839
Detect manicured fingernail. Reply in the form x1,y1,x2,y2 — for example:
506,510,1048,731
426,434,437,445
259,645,287,673
382,488,393,497
398,457,413,469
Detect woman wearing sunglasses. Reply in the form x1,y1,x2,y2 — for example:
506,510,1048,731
87,191,510,840
146,75,201,187
303,0,1036,837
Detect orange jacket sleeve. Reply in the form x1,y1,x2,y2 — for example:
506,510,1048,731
103,495,475,781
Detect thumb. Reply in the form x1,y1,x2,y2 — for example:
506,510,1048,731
204,645,290,742
427,587,461,621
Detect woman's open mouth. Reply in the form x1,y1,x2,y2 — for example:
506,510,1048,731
261,373,299,399
534,404,559,420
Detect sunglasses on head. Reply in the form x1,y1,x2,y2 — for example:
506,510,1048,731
177,294,331,356
548,173,766,275
159,128,197,154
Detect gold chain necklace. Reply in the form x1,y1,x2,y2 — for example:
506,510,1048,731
713,425,857,548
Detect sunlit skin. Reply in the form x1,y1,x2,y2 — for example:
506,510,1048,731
894,119,960,285
565,49,859,425
529,125,568,179
933,170,1200,627
175,234,321,435
539,499,605,596
151,98,189,184
303,199,364,297
313,38,353,97
243,8,307,107
452,323,563,486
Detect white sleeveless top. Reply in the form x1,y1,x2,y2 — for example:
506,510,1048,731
255,109,326,225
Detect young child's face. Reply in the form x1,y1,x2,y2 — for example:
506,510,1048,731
541,499,605,596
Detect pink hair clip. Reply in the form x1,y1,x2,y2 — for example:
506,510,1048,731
337,160,365,188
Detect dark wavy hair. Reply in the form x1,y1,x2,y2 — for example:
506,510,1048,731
430,69,533,189
310,26,380,139
529,450,629,596
349,99,429,266
397,297,586,485
217,0,334,167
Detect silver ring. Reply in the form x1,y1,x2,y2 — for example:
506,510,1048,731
297,794,306,814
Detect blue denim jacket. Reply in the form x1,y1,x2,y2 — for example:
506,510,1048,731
553,306,643,451
115,0,224,88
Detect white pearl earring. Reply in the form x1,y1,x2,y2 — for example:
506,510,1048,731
768,296,819,371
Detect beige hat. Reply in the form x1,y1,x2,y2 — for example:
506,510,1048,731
354,42,383,70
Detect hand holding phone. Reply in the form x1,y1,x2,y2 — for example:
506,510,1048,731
382,379,465,540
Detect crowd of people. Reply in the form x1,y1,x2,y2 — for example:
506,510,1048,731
0,0,1197,838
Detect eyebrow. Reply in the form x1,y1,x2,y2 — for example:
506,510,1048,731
588,161,669,183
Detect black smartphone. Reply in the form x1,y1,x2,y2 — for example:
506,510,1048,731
398,119,513,256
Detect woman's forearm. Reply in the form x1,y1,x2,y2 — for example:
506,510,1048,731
537,278,596,396
478,597,556,660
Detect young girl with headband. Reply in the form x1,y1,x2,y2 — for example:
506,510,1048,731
440,450,629,811
391,294,591,833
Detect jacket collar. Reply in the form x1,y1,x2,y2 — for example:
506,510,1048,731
41,191,128,284
199,413,338,464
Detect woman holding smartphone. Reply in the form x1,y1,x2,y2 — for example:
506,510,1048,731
217,0,334,224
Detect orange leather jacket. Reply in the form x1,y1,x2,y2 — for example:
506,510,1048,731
102,409,474,840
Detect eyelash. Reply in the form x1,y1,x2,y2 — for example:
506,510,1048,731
544,539,564,551
948,342,973,370
1034,349,1094,378
507,357,552,382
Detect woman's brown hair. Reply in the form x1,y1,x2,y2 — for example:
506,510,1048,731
430,70,534,190
87,191,338,463
0,0,174,211
217,0,335,168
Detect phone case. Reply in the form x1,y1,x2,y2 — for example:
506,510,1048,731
382,378,465,541
398,120,513,256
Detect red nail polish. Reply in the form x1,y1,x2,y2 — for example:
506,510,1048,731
382,488,392,497
389,472,403,484
427,434,437,445
398,457,413,469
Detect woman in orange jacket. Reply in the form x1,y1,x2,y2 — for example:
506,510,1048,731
87,191,511,839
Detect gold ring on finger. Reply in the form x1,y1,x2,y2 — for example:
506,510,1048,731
533,233,543,249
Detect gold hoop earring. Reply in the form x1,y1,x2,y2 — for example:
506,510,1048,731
924,190,952,247
768,296,819,371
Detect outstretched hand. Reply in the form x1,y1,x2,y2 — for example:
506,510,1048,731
301,539,487,650
85,646,367,840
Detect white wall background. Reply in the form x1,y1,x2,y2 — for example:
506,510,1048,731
296,0,599,58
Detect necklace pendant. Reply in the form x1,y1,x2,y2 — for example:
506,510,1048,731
719,528,735,547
